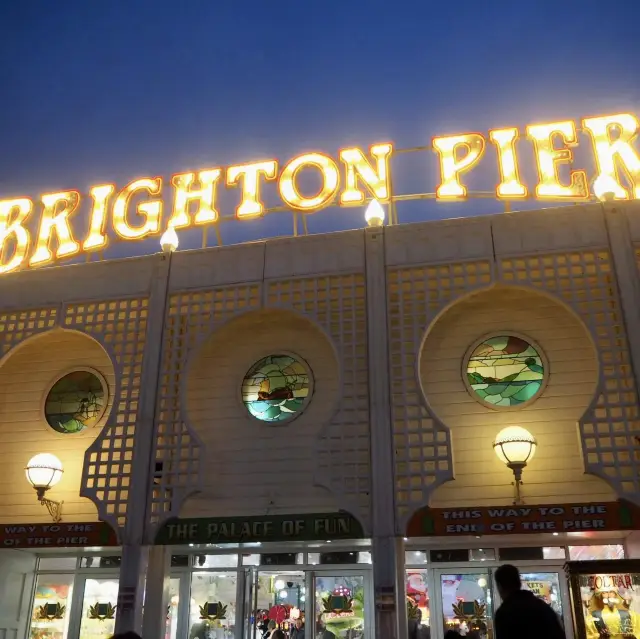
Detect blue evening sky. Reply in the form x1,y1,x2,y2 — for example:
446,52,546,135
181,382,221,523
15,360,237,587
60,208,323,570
0,0,638,259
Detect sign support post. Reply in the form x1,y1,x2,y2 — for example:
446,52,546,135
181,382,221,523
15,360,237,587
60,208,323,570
365,224,402,639
114,253,173,635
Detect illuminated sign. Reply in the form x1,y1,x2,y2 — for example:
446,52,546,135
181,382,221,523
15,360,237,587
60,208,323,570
0,112,638,275
585,574,633,591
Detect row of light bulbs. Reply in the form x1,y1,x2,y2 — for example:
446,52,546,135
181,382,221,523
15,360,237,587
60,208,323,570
160,200,387,253
159,176,622,255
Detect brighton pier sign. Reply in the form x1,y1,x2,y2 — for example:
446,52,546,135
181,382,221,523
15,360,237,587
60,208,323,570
0,112,638,275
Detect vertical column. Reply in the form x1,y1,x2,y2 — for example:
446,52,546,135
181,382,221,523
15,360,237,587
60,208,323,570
603,204,640,392
364,226,401,639
116,545,149,633
141,546,172,639
115,253,173,635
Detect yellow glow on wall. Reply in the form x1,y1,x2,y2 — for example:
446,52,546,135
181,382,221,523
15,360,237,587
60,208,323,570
339,143,393,205
582,113,640,200
527,121,588,199
0,198,32,275
433,133,486,199
83,184,115,251
169,168,221,228
489,128,527,199
112,177,163,240
30,191,81,266
227,161,277,219
279,153,340,211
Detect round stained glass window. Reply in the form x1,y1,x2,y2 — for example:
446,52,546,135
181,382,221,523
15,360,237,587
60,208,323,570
464,335,546,408
44,369,108,434
241,354,311,423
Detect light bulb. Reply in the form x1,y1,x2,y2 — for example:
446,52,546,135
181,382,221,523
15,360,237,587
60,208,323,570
25,453,64,489
493,426,537,466
593,174,619,202
160,226,179,253
364,199,385,227
275,580,285,590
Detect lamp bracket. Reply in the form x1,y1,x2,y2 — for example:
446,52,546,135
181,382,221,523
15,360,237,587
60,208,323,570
35,488,63,523
40,497,63,523
507,462,526,505
506,462,525,482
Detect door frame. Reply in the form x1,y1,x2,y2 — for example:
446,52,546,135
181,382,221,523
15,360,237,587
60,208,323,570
505,563,574,639
65,571,120,639
429,564,573,639
309,568,375,639
431,567,496,639
184,568,242,639
245,567,309,639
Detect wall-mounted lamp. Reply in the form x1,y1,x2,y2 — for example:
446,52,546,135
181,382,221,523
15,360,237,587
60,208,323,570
25,453,64,523
493,426,537,505
364,199,385,228
160,226,179,253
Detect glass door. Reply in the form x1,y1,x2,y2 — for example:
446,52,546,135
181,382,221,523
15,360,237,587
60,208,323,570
505,566,572,638
188,570,239,639
250,569,306,639
73,574,120,639
29,572,75,639
433,568,494,639
311,570,373,639
165,576,181,639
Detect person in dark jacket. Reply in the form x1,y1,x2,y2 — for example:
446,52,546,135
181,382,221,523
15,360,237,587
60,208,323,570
290,617,305,639
494,564,565,639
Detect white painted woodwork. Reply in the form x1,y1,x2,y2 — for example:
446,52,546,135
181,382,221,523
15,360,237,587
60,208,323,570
0,330,115,523
423,286,615,507
0,202,635,540
183,308,343,517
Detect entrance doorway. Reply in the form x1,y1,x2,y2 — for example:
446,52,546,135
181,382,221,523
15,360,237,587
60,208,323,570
310,570,373,639
167,565,374,639
427,566,571,639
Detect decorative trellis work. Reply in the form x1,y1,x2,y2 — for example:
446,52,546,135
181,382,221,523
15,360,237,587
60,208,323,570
0,307,58,356
75,298,149,530
266,274,370,521
149,285,261,529
388,261,493,522
499,250,640,501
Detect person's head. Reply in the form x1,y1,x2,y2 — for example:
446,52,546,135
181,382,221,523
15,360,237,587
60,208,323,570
295,618,303,629
110,634,142,639
494,564,522,599
272,631,285,639
268,620,277,631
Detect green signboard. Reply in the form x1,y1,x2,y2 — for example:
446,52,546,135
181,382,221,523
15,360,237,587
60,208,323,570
155,512,365,545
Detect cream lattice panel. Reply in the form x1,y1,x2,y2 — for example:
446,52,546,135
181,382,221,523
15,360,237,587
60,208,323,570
499,251,640,498
150,285,261,525
266,274,370,519
0,307,57,355
388,261,493,521
74,298,149,529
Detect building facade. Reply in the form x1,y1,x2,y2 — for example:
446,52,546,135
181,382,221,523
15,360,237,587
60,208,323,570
3,200,640,639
